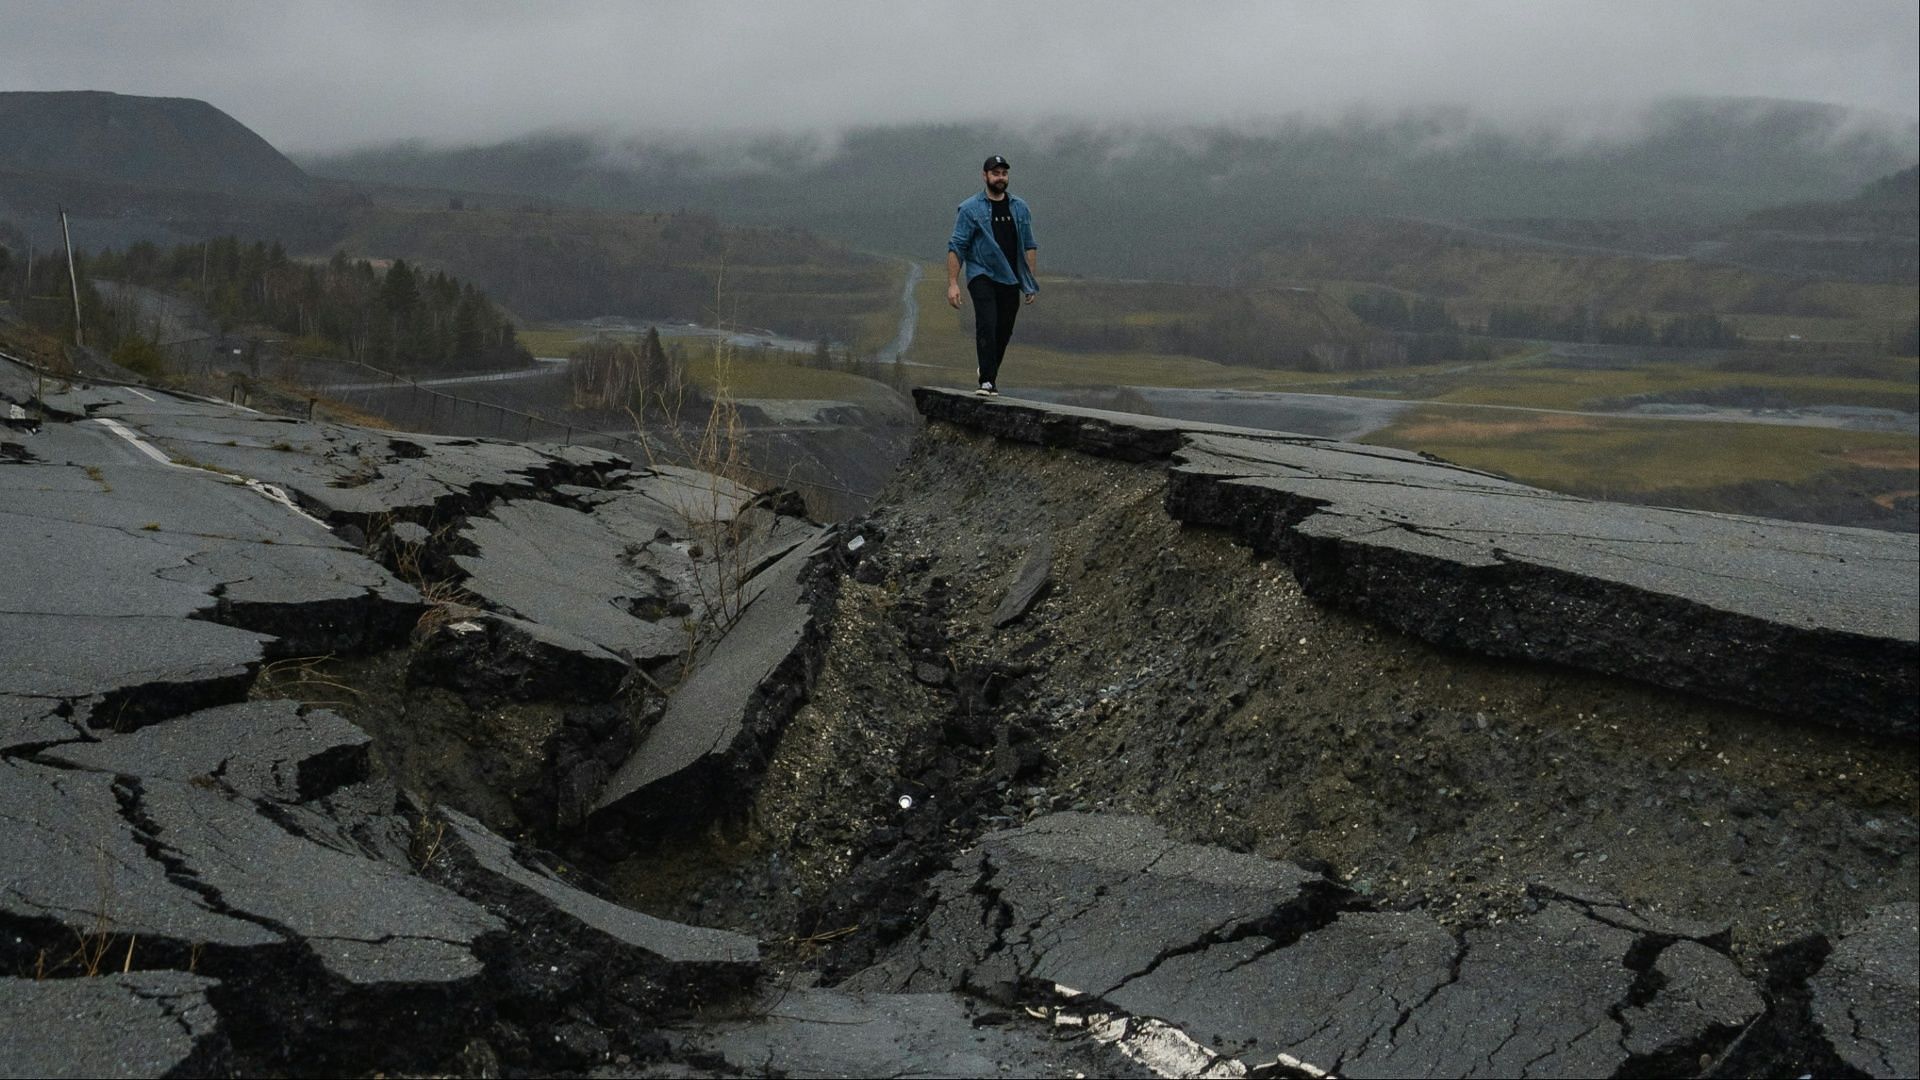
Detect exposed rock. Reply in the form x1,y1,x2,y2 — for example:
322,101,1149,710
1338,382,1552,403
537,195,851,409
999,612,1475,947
1811,902,1920,1078
0,972,226,1078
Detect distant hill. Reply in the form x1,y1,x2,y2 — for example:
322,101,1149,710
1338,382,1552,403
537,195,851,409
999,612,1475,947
0,91,313,198
306,96,1920,283
1746,165,1919,234
1235,216,1916,327
0,91,328,253
1707,165,1920,284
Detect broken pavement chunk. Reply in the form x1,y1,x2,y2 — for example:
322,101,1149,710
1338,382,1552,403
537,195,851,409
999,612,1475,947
409,609,631,703
1811,902,1920,1079
1105,909,1458,1068
0,972,226,1079
851,812,1326,999
1619,940,1764,1059
853,813,1766,1078
594,528,829,821
683,987,1146,1079
992,536,1052,628
914,388,1919,735
456,499,687,665
0,611,269,731
39,699,371,803
437,808,758,970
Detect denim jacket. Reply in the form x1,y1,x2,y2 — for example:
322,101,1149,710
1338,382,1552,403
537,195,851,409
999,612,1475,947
949,192,1038,294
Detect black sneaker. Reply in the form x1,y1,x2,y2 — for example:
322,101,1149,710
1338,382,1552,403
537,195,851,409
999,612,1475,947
976,381,994,396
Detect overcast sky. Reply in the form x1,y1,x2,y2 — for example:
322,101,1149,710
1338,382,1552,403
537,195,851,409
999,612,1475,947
3,1,1915,152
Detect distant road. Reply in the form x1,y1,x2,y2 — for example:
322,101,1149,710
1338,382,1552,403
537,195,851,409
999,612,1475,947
873,259,922,365
315,365,565,393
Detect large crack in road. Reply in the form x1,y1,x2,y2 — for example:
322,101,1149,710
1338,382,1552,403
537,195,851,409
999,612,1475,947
1,357,1913,1077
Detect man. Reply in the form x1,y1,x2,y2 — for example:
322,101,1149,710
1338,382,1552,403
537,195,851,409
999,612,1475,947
947,155,1038,395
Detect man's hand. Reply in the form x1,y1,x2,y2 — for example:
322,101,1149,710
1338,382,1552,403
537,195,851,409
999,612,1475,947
1024,291,1037,306
947,282,963,309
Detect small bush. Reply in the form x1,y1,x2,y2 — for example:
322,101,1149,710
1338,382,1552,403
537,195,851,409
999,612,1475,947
110,336,170,378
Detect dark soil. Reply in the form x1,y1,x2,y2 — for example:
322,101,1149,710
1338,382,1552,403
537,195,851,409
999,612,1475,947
608,421,1919,979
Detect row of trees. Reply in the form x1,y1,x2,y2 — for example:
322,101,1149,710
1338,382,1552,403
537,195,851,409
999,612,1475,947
80,237,529,370
569,327,696,417
570,326,916,419
1483,305,1745,348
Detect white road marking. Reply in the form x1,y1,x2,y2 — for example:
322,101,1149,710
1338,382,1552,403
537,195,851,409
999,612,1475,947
246,479,327,526
91,418,328,527
122,387,156,402
91,417,176,466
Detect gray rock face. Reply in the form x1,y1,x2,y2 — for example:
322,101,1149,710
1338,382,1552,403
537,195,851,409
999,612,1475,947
1812,902,1920,1078
916,386,1920,735
861,813,1764,1077
0,972,225,1078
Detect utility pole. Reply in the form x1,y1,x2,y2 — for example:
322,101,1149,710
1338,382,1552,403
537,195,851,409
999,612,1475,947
59,208,82,347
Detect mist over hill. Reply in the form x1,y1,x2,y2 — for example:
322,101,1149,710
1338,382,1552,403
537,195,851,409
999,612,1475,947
307,97,1919,282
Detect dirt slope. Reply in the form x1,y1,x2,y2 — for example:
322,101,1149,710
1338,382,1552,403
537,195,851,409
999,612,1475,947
612,420,1917,988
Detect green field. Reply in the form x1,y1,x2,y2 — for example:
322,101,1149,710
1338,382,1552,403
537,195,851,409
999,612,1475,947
905,263,1326,389
1369,404,1917,502
1417,359,1920,413
896,262,1916,518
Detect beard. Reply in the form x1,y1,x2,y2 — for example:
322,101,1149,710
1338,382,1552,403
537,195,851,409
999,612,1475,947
989,178,1009,194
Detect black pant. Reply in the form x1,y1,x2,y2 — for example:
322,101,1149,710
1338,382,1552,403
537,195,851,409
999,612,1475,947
968,276,1021,385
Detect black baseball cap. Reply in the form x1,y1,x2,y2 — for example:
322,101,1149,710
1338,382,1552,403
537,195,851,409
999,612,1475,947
983,155,1010,171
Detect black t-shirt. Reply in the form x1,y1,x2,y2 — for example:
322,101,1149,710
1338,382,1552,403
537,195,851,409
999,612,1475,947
990,196,1020,272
